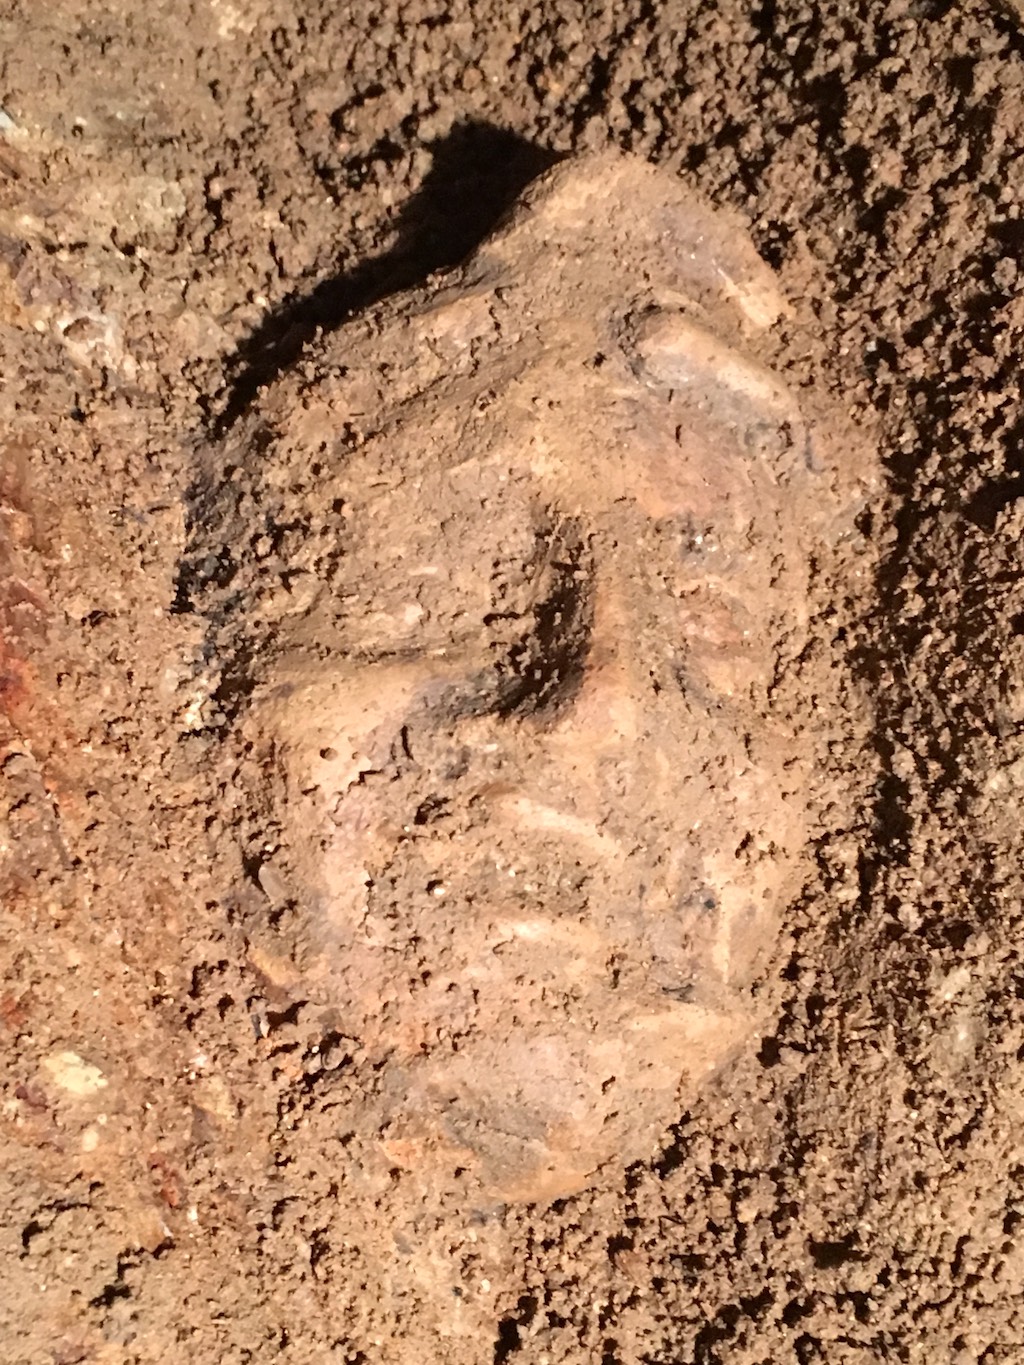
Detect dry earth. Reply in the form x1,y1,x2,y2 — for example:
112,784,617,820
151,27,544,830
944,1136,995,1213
3,2,1024,1362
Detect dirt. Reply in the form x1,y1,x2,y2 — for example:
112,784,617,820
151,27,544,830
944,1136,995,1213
3,1,1024,1362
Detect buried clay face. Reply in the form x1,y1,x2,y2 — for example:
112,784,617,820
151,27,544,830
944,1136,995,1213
194,153,869,1204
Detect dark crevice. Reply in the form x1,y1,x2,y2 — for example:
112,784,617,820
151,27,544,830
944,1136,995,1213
495,531,593,718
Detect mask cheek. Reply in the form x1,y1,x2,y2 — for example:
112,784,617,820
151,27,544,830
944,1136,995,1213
238,663,420,931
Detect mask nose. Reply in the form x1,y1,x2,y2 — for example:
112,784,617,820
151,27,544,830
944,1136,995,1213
520,583,667,830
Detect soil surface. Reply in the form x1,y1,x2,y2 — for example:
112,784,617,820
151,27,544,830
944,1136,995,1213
3,2,1024,1362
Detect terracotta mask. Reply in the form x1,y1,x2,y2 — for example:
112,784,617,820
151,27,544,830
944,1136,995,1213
188,153,861,1203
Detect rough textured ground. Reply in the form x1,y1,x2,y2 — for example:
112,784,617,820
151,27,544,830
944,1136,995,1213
3,1,1024,1361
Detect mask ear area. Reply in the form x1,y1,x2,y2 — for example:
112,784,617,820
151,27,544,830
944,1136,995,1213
651,193,792,335
617,303,813,479
623,306,794,411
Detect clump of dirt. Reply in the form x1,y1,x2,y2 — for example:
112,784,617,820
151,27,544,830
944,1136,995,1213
179,151,873,1209
5,1,1024,1362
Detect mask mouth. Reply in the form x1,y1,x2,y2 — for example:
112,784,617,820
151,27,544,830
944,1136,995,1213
372,960,754,1207
474,786,621,857
312,760,752,994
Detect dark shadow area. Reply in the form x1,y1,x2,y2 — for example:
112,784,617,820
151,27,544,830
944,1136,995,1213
808,1233,864,1269
492,1295,538,1363
215,121,557,434
173,121,556,720
962,408,1024,533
